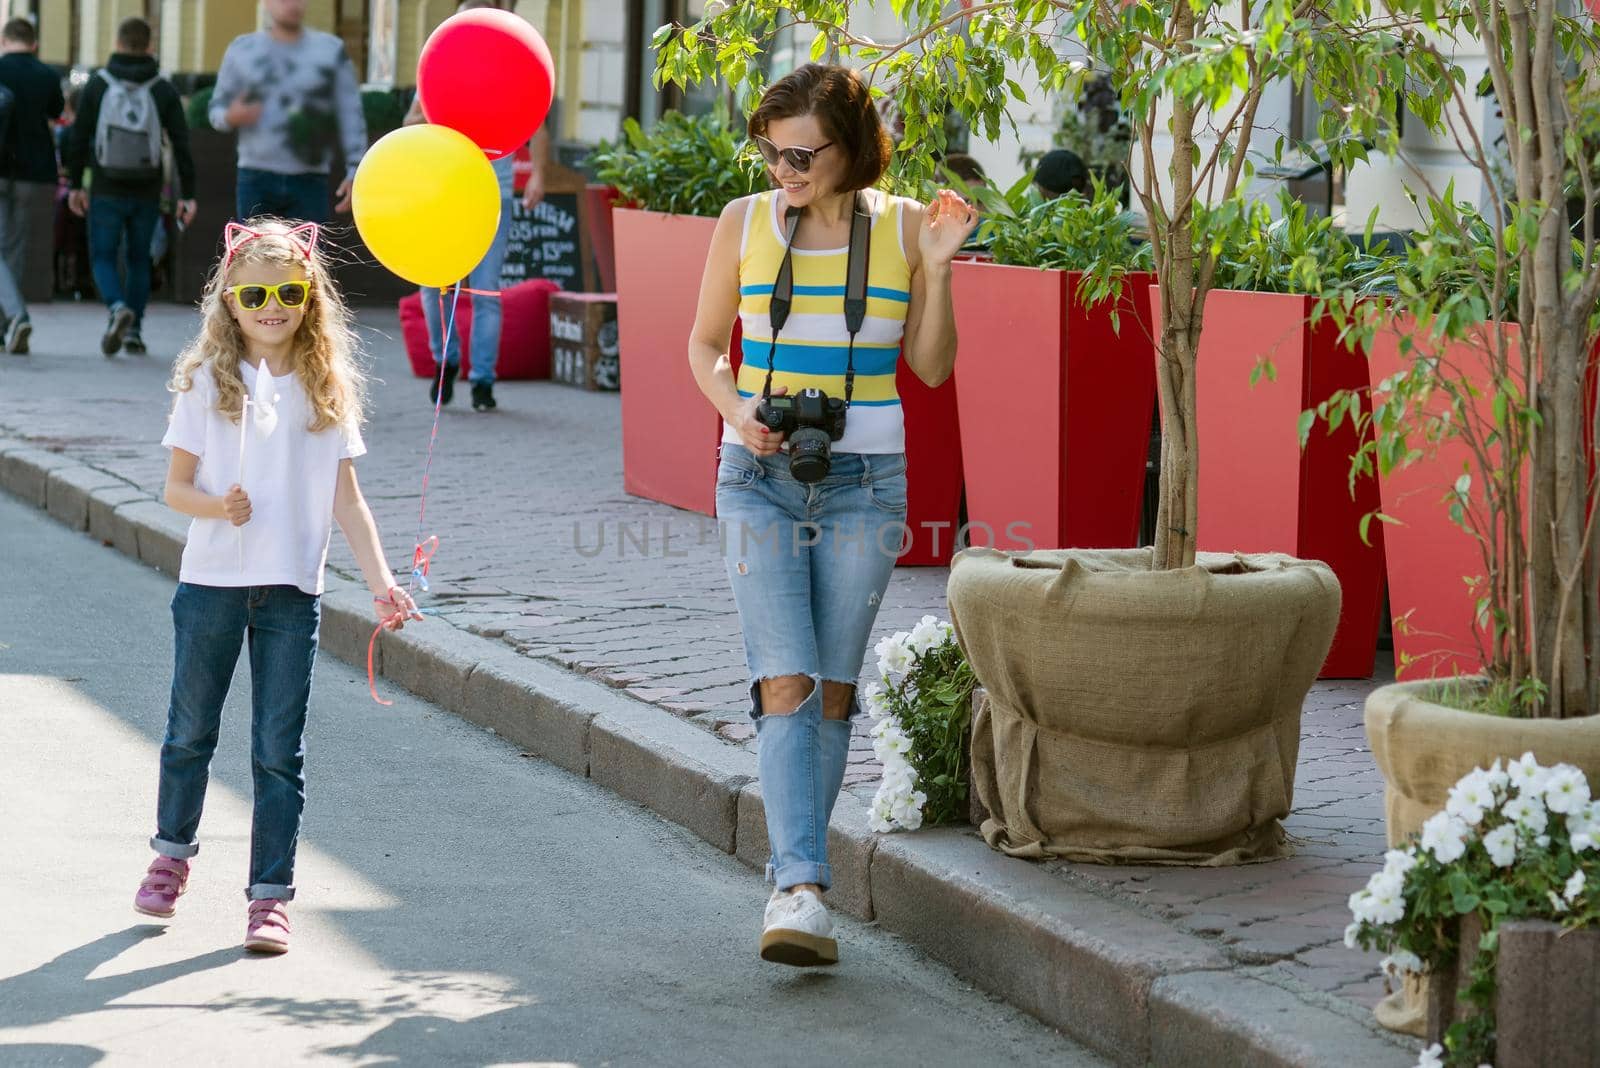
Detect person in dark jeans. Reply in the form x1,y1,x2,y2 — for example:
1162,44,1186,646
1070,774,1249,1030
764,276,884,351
208,0,367,222
0,17,64,355
65,16,197,356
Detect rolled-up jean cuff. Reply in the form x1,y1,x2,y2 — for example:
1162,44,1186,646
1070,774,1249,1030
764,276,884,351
247,883,296,902
769,860,832,892
150,836,199,860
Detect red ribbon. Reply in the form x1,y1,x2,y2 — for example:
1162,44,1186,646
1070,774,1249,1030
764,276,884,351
365,537,440,706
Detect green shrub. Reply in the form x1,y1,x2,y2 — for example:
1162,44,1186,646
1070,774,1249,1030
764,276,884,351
590,110,766,218
362,89,405,141
977,175,1149,273
185,86,213,131
1212,192,1389,295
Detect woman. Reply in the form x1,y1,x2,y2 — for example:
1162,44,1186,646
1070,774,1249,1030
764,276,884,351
687,63,977,967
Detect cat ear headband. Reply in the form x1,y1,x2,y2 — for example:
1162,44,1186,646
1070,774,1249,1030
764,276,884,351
223,221,320,270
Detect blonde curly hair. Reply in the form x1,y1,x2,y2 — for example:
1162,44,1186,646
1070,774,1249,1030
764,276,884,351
169,217,366,434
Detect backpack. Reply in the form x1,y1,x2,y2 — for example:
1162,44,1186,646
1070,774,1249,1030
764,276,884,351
93,70,163,181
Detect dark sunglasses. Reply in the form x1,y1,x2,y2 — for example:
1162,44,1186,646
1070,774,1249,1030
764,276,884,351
754,134,834,173
228,281,309,310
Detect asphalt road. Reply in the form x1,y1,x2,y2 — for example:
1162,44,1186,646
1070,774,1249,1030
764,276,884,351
0,491,1105,1068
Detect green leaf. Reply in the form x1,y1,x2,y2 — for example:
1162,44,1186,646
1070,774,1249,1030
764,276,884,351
1298,408,1316,446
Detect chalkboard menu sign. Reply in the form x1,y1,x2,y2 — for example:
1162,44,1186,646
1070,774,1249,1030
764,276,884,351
501,193,587,291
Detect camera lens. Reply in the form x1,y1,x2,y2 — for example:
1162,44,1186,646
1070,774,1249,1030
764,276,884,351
788,427,832,483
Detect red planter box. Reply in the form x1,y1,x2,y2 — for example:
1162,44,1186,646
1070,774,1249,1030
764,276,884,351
1154,287,1387,679
952,262,1156,551
397,279,560,381
584,185,623,292
1366,320,1522,679
615,208,726,514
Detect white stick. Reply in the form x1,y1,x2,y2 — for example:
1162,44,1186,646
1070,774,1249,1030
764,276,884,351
237,396,250,571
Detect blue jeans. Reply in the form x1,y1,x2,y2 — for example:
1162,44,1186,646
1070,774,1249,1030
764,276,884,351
236,168,331,224
714,442,908,890
88,195,161,325
419,197,512,386
152,583,321,901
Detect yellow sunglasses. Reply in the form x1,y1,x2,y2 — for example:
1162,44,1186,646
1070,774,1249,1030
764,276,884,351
227,281,310,311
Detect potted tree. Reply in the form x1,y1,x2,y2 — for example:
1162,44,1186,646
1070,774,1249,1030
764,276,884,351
657,0,1396,862
1305,0,1600,1047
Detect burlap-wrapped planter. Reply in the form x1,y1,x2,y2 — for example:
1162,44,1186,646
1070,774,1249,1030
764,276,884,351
1366,680,1600,845
1364,681,1600,1036
949,547,1340,865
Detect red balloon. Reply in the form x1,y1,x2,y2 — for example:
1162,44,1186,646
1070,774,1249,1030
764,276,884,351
418,10,554,160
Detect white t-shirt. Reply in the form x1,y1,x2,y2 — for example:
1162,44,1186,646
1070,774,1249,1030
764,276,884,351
161,361,365,596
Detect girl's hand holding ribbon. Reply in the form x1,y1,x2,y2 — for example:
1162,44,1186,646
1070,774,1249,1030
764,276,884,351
373,585,423,631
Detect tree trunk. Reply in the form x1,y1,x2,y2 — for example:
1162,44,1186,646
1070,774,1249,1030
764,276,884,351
1153,7,1201,572
1154,318,1200,571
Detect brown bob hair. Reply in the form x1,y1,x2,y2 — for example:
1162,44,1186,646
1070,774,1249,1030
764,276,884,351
747,64,892,193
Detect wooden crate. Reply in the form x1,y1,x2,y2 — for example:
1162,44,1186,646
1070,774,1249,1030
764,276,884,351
549,291,619,390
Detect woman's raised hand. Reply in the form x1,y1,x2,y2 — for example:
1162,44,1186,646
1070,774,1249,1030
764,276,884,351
918,188,980,267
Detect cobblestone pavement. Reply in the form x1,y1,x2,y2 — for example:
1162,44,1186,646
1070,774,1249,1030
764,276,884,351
1,302,1394,1012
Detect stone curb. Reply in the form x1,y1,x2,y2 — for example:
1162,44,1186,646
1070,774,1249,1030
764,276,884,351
2,445,1417,1067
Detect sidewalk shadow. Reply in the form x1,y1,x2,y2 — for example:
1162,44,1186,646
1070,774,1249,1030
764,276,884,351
0,1046,105,1067
0,927,239,1031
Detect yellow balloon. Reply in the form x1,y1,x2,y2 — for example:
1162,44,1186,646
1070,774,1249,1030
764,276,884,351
353,125,501,288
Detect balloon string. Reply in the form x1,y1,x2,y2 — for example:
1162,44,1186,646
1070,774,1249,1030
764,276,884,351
368,283,463,705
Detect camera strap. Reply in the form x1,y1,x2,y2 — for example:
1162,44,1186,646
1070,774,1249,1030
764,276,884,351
764,190,873,407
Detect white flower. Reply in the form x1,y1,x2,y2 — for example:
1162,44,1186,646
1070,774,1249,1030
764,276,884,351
1508,752,1549,798
879,766,915,796
1380,949,1424,978
863,682,890,719
1448,769,1498,825
1421,812,1471,864
875,634,913,678
1503,794,1549,834
868,794,897,833
1343,922,1362,949
1382,849,1420,878
1417,1042,1445,1068
1564,870,1586,904
1548,889,1570,914
870,719,913,760
1483,824,1518,867
905,615,945,656
1483,758,1510,793
889,788,927,830
1543,765,1592,815
1391,948,1424,973
1568,811,1598,853
1351,870,1406,925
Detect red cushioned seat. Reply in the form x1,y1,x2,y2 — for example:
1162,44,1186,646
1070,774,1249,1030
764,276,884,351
398,278,560,380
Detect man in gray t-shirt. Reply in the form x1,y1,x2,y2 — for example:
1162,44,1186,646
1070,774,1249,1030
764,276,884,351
208,0,367,223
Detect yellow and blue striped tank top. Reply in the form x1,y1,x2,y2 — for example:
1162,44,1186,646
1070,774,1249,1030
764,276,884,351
725,189,912,455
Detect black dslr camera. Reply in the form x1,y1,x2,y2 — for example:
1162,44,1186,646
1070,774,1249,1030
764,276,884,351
757,388,847,483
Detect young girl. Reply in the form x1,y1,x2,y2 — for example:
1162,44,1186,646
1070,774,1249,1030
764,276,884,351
132,218,421,954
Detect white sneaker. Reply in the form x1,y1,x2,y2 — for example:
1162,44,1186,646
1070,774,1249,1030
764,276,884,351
760,888,839,967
